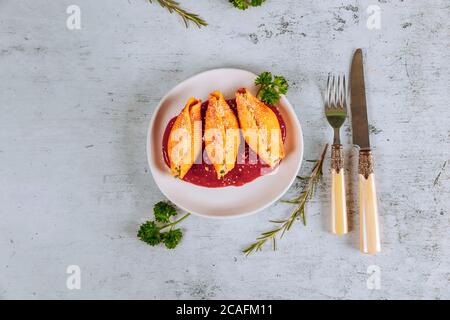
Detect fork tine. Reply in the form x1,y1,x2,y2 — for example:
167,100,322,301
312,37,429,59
339,74,347,111
329,74,336,109
331,75,336,109
330,74,346,112
326,74,332,108
334,75,338,108
342,74,347,110
338,75,342,109
326,74,348,112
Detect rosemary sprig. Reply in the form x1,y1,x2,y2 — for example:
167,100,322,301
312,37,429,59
149,0,207,28
243,144,329,256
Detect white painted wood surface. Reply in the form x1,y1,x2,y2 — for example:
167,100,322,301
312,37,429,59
0,0,449,299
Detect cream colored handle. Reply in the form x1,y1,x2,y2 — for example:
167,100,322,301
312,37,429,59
331,169,348,235
358,150,381,254
330,144,348,235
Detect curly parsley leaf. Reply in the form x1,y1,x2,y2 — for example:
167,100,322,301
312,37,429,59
251,0,266,7
154,201,177,223
229,0,248,10
229,0,266,10
162,229,183,249
259,89,280,106
255,72,289,105
273,76,289,94
138,202,190,250
255,71,273,86
137,221,162,246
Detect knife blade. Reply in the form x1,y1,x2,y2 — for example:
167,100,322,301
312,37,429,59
350,49,371,150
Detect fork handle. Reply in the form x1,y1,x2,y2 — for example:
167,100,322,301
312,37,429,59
358,149,381,255
331,144,348,235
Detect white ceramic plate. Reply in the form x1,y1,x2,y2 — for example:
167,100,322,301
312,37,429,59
147,68,303,218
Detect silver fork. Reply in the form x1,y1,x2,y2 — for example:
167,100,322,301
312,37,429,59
325,74,348,235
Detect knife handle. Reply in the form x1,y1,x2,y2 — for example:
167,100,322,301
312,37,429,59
358,150,381,254
331,144,348,235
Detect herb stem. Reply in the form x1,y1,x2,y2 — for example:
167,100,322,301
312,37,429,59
149,0,207,28
160,212,190,230
242,144,328,256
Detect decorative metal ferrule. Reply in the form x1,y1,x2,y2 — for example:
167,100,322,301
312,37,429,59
359,150,374,179
331,144,344,173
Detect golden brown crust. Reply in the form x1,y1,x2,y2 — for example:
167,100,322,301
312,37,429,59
168,97,202,179
204,91,240,179
235,88,284,167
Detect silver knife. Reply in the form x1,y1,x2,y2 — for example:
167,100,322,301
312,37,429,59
350,49,381,255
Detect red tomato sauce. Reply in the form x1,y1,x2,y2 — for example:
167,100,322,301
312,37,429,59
162,99,286,188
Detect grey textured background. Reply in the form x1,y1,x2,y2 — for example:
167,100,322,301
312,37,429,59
1,0,449,299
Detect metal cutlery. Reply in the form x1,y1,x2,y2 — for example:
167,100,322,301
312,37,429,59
350,48,381,255
325,74,349,235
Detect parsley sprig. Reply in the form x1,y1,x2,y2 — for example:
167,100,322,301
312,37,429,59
138,201,190,249
153,201,178,223
255,72,289,105
229,0,266,10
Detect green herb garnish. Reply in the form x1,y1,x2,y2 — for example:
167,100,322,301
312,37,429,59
149,0,207,28
138,221,163,246
229,0,266,10
243,144,328,255
255,71,289,105
138,201,190,249
154,201,178,223
163,229,183,249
